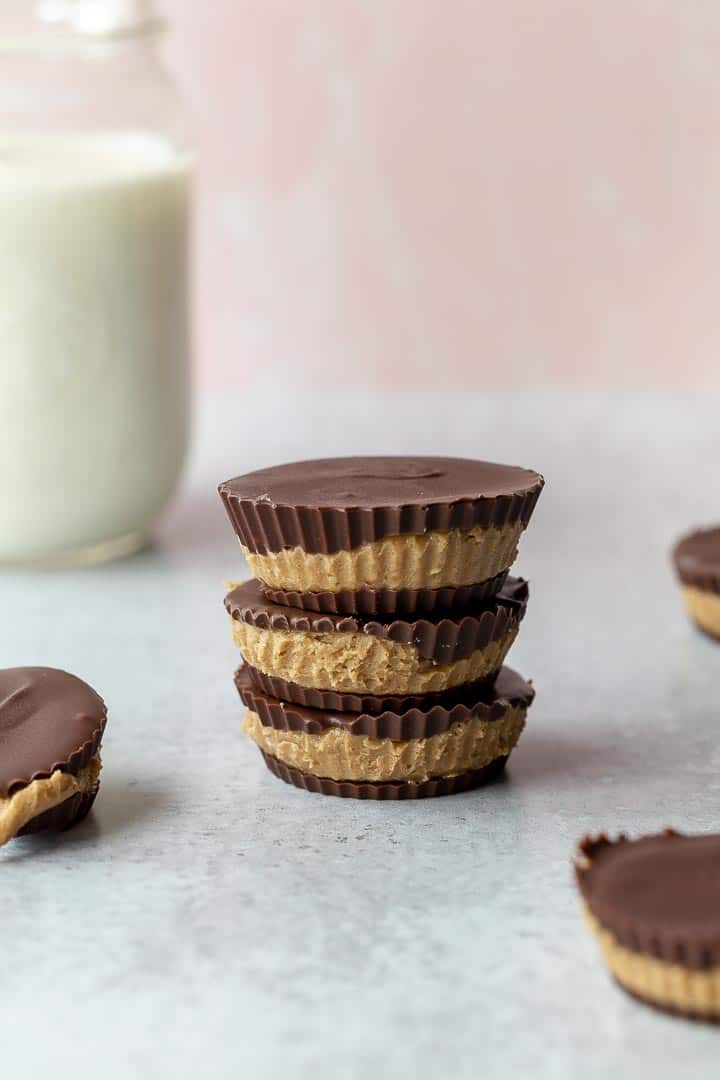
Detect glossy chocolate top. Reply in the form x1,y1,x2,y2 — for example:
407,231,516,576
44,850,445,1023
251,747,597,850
0,667,107,797
221,457,543,508
576,831,720,970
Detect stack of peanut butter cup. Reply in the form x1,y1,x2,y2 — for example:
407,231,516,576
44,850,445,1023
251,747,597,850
218,457,544,800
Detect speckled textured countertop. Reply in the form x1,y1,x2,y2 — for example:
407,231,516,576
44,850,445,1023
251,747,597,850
2,391,719,1079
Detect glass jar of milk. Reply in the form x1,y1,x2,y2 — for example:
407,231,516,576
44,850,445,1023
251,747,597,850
0,1,191,565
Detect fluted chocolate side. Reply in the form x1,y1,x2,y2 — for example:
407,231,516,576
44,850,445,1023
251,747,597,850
219,456,544,555
259,572,509,616
225,577,529,664
235,664,534,739
259,749,508,800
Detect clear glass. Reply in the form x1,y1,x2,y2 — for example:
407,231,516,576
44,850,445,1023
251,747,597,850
0,1,192,566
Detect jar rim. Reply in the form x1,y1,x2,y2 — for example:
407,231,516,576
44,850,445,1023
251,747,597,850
0,16,165,52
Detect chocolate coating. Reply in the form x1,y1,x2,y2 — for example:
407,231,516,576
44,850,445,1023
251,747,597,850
577,831,720,970
673,527,720,594
226,576,529,663
219,456,544,554
0,667,106,797
242,665,497,714
236,663,534,739
260,573,509,616
259,749,508,799
18,788,99,837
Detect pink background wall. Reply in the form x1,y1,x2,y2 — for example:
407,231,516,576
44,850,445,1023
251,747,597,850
160,1,720,389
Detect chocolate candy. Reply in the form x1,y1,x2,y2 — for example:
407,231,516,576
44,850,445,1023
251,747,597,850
225,576,529,664
0,667,106,844
219,455,544,555
236,662,535,738
576,831,720,1021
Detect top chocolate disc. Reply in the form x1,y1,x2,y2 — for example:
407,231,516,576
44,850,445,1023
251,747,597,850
219,456,544,554
673,527,720,594
0,667,107,797
576,831,720,970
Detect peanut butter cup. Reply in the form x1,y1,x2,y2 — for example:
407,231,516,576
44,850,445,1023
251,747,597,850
225,576,528,699
673,526,720,640
219,456,543,612
576,831,720,1021
236,663,533,797
0,667,106,846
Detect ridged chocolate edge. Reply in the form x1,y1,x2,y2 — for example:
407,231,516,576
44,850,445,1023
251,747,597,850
17,785,99,837
236,663,534,738
242,664,496,714
259,749,509,799
219,479,544,555
575,831,720,972
676,570,720,595
259,572,510,615
7,718,106,797
226,577,529,663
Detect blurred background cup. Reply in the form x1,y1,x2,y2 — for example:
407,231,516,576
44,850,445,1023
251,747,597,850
0,0,191,567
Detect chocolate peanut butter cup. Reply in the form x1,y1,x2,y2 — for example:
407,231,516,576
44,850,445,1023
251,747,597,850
673,527,720,640
576,831,720,1021
219,456,543,609
236,663,533,796
0,667,106,846
226,576,528,699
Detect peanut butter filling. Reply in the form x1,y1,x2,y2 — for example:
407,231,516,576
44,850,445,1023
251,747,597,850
240,521,524,594
682,585,720,639
0,753,101,848
584,909,720,1018
232,620,517,696
243,706,525,784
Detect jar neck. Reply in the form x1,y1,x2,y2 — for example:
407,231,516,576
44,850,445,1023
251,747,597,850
0,3,184,146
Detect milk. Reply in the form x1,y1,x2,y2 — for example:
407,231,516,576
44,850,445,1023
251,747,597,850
0,132,190,563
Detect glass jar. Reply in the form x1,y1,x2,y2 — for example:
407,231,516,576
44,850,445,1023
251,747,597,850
0,1,192,565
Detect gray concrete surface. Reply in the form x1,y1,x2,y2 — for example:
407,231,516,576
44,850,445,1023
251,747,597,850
2,391,719,1078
